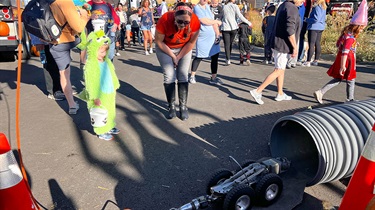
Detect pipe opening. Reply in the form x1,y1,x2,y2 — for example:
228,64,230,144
270,120,321,186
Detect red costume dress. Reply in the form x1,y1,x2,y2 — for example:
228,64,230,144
326,33,356,80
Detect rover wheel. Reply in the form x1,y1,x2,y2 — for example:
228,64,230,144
223,184,255,210
206,169,233,195
255,173,283,206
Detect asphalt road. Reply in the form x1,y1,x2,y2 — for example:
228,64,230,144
0,44,374,210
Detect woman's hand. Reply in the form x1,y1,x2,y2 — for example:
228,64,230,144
172,54,179,68
340,66,347,76
94,99,101,106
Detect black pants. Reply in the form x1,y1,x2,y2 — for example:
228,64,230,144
44,45,62,94
191,53,219,75
131,27,141,45
239,38,252,62
222,29,238,60
307,30,323,62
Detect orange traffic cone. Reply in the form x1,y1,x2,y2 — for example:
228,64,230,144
340,123,375,210
0,133,36,210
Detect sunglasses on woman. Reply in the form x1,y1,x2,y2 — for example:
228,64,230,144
176,20,191,25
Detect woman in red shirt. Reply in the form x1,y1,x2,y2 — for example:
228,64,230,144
155,2,200,121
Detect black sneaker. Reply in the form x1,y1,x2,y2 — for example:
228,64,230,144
53,91,65,101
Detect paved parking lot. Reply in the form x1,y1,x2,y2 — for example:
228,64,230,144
0,44,374,209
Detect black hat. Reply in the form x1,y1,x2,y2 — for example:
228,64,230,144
266,5,276,13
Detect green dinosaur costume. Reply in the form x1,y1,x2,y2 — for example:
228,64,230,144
81,30,120,135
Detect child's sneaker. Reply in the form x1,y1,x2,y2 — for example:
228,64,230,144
109,127,120,135
214,36,221,45
275,93,292,101
149,48,153,54
250,89,264,105
314,90,323,104
115,52,121,56
98,133,114,141
245,60,251,66
311,61,318,66
145,51,150,55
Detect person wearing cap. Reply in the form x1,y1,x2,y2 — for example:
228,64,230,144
314,0,368,104
155,2,200,120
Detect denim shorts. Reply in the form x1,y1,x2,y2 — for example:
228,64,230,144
125,24,131,31
49,38,80,70
140,24,151,31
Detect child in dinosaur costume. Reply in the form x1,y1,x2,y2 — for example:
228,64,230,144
81,30,120,140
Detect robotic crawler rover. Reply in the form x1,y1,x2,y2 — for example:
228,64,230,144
170,157,290,210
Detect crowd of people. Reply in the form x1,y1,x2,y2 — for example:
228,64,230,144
30,0,368,140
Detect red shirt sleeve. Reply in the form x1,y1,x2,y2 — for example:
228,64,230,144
109,3,120,25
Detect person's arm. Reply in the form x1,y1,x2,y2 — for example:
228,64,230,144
286,6,298,57
261,17,266,34
305,7,318,24
155,30,177,61
234,4,252,27
199,17,221,26
288,34,297,57
176,30,199,60
340,37,355,75
59,1,90,33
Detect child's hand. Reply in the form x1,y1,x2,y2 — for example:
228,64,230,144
94,99,101,106
83,3,91,11
340,67,347,76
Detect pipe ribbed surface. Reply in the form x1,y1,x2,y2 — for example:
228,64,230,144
270,98,375,186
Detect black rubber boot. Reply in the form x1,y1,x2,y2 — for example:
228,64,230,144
178,82,189,121
164,83,176,119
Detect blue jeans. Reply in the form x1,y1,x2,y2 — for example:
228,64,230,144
108,31,116,60
156,46,192,84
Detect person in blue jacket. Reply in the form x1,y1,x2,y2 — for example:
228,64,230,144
302,0,327,67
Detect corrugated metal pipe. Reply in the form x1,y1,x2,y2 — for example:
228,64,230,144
270,98,375,186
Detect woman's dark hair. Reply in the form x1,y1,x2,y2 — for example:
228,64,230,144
174,2,193,16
